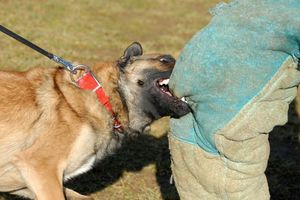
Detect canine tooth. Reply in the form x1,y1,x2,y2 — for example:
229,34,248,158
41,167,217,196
159,79,169,86
181,97,188,103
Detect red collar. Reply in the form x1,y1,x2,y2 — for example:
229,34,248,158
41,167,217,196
76,71,123,133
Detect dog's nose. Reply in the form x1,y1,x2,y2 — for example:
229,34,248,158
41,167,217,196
159,55,176,64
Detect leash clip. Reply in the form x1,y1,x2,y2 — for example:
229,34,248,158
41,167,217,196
52,55,76,72
69,64,91,83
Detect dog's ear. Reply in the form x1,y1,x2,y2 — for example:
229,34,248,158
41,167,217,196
118,42,143,69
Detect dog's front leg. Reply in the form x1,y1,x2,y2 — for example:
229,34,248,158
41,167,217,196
13,155,65,200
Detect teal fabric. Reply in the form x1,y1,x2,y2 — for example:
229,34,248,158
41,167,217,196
169,0,300,154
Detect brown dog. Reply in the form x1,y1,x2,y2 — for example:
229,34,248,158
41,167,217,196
0,42,190,200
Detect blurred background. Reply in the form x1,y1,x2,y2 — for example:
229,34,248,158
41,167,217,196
0,0,299,199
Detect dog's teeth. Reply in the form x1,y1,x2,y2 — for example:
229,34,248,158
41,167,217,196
181,97,188,103
159,79,169,86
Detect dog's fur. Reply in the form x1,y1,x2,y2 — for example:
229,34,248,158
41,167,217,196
0,43,190,200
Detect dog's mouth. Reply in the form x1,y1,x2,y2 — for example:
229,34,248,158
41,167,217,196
154,78,191,118
156,78,173,97
156,78,187,102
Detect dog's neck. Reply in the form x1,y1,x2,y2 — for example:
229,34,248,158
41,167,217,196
90,62,129,132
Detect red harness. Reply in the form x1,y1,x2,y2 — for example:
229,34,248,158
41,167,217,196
76,71,123,133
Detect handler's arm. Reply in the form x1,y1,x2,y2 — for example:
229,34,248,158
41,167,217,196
169,0,300,199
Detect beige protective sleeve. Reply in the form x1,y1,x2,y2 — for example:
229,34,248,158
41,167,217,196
169,57,300,200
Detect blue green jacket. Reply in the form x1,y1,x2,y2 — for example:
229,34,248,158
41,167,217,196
169,0,300,154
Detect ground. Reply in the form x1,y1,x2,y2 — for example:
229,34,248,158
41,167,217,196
0,0,299,200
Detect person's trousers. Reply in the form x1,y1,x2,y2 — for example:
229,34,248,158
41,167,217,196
169,57,300,200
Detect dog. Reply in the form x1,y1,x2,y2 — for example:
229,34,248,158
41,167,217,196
0,42,190,200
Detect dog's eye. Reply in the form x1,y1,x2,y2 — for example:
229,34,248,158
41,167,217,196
137,80,144,86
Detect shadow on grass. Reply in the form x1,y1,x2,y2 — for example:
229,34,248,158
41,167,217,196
65,134,179,200
1,102,300,200
267,101,300,200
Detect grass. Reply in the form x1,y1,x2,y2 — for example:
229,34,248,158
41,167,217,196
0,0,299,200
0,0,217,70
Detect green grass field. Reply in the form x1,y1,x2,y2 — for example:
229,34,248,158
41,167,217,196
0,0,217,71
0,0,299,200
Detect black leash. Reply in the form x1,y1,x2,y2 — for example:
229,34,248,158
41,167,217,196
0,25,76,72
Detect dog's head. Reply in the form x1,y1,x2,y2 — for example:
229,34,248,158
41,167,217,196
117,42,191,133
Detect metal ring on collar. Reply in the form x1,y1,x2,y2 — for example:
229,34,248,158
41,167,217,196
69,64,91,83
